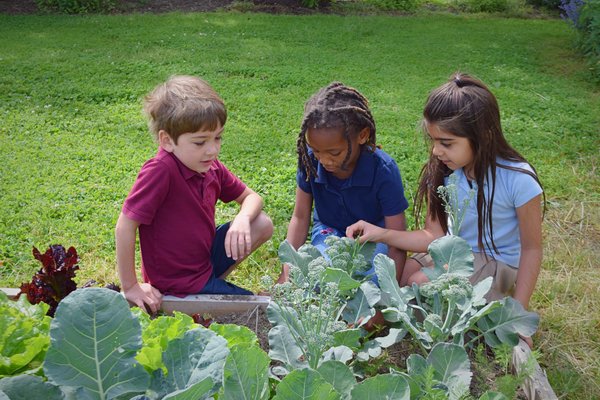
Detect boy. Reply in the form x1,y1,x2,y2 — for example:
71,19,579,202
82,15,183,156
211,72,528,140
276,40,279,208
116,75,273,314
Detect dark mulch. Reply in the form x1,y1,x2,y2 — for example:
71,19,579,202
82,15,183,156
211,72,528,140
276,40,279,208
0,0,324,15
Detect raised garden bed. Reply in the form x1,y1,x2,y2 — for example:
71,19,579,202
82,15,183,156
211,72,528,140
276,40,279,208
0,233,558,399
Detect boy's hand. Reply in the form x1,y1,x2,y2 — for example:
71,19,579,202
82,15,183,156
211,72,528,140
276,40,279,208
225,214,252,261
124,282,163,314
346,220,386,243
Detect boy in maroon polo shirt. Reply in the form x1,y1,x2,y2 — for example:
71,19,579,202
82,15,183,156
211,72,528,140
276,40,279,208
115,75,273,313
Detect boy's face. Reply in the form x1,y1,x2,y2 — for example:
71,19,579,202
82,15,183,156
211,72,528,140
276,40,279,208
159,124,223,174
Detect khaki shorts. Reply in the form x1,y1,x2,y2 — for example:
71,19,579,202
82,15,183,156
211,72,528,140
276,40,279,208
411,252,518,301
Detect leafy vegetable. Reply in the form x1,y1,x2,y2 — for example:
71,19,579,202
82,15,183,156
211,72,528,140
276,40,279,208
221,343,270,400
405,342,472,400
0,375,66,400
423,235,474,281
272,368,339,400
375,250,539,351
132,308,198,373
44,288,149,399
350,373,410,400
18,245,79,316
0,292,50,377
210,323,259,348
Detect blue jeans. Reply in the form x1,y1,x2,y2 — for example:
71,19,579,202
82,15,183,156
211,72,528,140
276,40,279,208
198,222,253,295
310,221,387,286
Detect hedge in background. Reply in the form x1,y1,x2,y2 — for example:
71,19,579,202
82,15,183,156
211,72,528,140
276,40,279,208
34,0,118,13
561,0,600,82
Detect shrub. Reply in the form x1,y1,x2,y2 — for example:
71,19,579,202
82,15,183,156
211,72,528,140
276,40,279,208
365,0,422,12
577,0,600,81
34,0,118,13
560,0,600,83
526,0,562,10
451,0,532,13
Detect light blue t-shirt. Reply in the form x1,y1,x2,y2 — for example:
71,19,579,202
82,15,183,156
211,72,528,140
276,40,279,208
446,159,542,268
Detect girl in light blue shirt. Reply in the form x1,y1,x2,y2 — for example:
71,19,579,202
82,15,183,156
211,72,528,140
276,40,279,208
346,73,544,319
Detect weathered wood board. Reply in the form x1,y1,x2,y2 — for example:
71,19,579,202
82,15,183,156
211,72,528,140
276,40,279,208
512,338,558,400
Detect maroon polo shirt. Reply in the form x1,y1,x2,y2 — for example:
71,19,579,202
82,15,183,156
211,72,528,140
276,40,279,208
122,148,246,295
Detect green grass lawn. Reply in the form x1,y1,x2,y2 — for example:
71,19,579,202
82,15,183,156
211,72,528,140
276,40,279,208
0,10,598,398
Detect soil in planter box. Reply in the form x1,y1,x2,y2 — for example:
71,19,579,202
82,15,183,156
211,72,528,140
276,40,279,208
214,306,271,351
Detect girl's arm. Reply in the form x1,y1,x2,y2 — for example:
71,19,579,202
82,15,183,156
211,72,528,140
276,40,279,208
278,188,313,283
384,214,408,282
346,214,445,253
227,187,264,261
513,194,543,310
115,212,162,313
286,188,313,249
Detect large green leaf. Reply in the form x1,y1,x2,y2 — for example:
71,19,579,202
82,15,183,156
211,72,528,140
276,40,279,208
266,302,302,332
427,343,471,400
0,375,65,400
268,325,306,371
162,328,229,396
374,328,407,349
316,360,356,399
350,373,410,400
355,241,376,266
342,286,376,327
424,236,473,281
162,378,214,400
43,288,149,400
332,329,363,350
222,343,270,400
279,241,320,277
322,268,361,292
321,346,353,364
273,368,340,400
133,309,197,373
210,323,258,348
373,254,408,308
477,297,539,347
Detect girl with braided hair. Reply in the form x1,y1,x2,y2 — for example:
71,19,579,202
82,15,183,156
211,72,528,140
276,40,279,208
346,73,544,324
278,82,409,285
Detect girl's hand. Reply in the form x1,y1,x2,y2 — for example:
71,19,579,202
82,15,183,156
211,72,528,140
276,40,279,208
226,214,252,261
346,220,387,243
124,282,162,314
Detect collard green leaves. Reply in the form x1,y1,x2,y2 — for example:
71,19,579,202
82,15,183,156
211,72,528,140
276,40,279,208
43,288,149,400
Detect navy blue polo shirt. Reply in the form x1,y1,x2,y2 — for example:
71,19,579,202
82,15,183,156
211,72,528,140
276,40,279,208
297,148,409,232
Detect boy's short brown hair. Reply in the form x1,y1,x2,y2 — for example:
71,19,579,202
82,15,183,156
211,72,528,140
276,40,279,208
143,75,227,143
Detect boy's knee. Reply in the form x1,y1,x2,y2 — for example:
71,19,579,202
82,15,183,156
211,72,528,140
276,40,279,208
254,212,274,243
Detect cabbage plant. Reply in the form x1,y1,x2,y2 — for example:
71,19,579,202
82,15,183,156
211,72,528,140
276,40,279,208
0,288,270,400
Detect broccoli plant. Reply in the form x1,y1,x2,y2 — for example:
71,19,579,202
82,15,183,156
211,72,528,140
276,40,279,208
266,238,382,374
437,172,475,236
374,254,539,353
323,235,376,282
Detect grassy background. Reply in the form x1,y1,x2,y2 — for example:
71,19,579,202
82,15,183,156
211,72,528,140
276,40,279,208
0,11,598,398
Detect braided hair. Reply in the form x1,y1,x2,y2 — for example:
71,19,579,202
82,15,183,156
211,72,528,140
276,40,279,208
297,82,377,180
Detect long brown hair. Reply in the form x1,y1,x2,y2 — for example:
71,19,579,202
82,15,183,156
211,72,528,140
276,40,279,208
297,82,377,180
415,72,544,254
